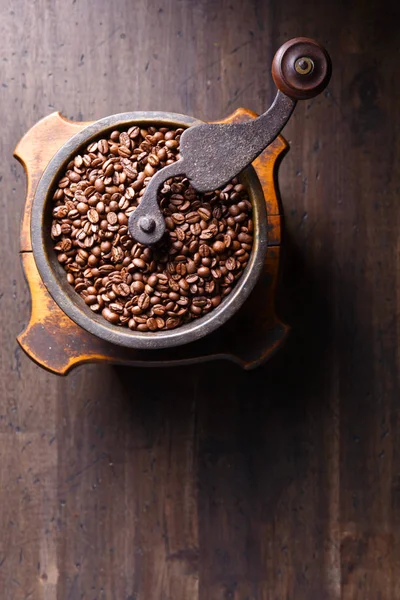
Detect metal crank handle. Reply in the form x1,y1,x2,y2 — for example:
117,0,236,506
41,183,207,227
129,37,332,245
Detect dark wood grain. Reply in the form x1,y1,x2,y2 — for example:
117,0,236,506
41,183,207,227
1,0,399,598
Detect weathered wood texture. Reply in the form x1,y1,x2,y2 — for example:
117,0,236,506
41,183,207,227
0,0,399,598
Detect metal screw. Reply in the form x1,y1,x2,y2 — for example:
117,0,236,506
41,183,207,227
295,57,314,75
138,216,156,233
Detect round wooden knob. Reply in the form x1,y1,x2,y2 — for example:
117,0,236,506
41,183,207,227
272,37,332,100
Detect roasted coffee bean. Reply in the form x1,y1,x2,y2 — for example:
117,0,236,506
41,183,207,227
198,207,211,220
109,302,124,314
165,140,179,150
147,317,158,331
172,213,185,225
87,208,99,223
211,295,221,308
198,266,211,278
204,279,215,293
144,273,155,287
225,257,237,271
133,257,146,269
175,263,186,276
130,280,144,294
199,244,211,257
179,278,190,291
53,205,68,218
186,274,199,284
193,296,208,307
153,304,165,316
107,212,118,225
186,211,200,224
51,222,62,238
117,283,131,297
211,267,222,279
74,155,83,168
94,178,105,193
185,260,197,275
166,316,180,329
169,279,180,292
120,131,130,146
98,139,109,155
111,246,124,263
213,240,226,254
82,294,97,306
52,124,253,332
155,317,165,329
58,176,69,189
190,223,201,236
88,254,98,267
157,147,168,162
137,293,150,310
238,232,253,244
68,171,81,183
128,126,140,139
102,307,119,324
200,229,214,240
76,201,89,215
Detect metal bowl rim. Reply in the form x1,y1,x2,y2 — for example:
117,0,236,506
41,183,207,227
31,111,268,350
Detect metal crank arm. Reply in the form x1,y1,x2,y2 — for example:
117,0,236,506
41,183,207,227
129,37,332,245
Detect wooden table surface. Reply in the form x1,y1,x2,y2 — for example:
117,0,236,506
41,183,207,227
1,0,399,598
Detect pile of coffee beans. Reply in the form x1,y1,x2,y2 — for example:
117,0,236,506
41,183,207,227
50,125,254,332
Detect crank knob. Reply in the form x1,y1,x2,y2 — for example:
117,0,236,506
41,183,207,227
272,37,332,100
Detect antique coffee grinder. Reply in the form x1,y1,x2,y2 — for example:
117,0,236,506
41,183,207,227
16,38,331,374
